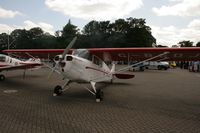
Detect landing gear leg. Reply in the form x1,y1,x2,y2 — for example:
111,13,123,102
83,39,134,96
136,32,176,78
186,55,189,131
0,74,5,81
96,89,104,102
90,82,104,102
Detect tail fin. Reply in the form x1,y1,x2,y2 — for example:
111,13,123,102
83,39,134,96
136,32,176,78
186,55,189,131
110,62,135,79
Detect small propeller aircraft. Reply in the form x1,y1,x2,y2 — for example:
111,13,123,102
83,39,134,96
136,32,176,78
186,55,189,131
2,37,200,102
0,53,42,81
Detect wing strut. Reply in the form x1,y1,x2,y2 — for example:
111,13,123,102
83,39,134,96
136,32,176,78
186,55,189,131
116,52,170,73
90,52,170,82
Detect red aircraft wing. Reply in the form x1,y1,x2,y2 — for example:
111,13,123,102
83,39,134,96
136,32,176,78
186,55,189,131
88,47,200,61
0,63,42,71
2,47,200,61
2,49,67,59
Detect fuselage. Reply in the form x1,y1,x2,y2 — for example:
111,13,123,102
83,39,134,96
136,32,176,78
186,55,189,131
0,54,21,67
56,54,112,83
0,54,42,70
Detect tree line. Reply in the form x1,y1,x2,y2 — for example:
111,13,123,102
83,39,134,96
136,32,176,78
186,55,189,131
0,17,199,50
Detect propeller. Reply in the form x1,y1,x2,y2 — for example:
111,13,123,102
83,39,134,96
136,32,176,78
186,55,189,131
62,36,77,59
48,36,77,79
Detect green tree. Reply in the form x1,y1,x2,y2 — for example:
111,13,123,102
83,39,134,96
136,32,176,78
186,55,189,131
99,21,111,34
125,18,155,47
196,41,200,47
0,33,9,50
82,18,156,48
10,29,32,49
178,40,193,47
113,19,129,33
62,19,79,38
83,20,100,35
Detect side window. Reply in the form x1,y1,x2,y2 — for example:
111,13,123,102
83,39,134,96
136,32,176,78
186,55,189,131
92,55,102,67
0,56,6,62
66,56,73,61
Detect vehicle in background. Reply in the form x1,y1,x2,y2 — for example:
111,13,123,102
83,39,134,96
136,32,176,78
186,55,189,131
131,63,147,71
130,61,169,71
144,61,169,70
169,61,176,68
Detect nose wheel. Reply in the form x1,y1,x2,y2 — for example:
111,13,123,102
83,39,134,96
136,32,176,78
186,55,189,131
0,75,5,81
53,85,63,96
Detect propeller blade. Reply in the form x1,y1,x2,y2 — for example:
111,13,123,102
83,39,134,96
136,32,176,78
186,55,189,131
48,67,56,79
47,63,59,79
62,36,77,58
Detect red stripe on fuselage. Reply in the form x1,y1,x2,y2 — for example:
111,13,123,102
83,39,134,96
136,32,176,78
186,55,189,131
0,65,9,67
19,62,42,65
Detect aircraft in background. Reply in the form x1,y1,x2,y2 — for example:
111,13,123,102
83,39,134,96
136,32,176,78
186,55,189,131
2,37,200,102
0,54,42,81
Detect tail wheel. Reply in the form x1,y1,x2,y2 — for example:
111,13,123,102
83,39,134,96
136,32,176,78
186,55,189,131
0,75,5,81
53,85,63,96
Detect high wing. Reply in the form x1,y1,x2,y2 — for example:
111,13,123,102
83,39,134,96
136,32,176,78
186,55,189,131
88,47,200,61
2,49,71,59
2,47,200,61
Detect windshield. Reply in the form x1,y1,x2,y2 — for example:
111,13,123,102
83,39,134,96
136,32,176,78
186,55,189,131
72,49,92,61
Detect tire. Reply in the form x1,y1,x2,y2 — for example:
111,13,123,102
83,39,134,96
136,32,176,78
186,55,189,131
158,66,162,70
0,75,5,81
54,85,62,96
140,67,144,71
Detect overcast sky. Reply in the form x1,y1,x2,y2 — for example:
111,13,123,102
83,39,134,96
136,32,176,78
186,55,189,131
0,0,199,47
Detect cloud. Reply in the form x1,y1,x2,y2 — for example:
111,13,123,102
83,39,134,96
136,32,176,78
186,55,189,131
0,20,54,35
0,24,21,33
23,20,54,34
45,0,143,20
152,0,200,17
188,19,200,30
151,19,200,47
0,7,22,18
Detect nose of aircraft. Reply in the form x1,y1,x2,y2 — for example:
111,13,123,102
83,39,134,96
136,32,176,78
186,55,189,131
59,62,66,68
60,55,73,72
53,55,74,72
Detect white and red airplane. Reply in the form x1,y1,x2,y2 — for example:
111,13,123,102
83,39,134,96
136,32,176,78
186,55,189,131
0,54,42,81
2,37,200,102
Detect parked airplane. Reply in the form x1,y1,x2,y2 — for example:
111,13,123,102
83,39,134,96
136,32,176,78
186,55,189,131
2,37,200,102
0,54,42,81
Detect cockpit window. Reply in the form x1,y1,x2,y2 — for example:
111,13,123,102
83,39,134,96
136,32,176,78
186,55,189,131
92,55,102,67
66,56,73,61
0,56,6,62
72,49,92,61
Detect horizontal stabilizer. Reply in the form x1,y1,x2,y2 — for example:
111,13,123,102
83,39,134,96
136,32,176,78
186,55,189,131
114,73,135,79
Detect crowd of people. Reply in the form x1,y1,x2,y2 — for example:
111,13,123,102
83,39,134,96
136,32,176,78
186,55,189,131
177,61,200,72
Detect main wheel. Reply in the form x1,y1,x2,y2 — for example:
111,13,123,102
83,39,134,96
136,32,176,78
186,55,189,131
0,75,5,81
53,85,62,96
